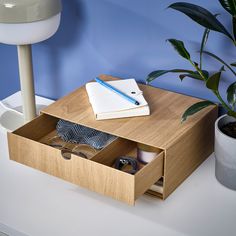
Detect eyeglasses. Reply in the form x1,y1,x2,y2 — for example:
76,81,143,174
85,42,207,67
43,136,97,160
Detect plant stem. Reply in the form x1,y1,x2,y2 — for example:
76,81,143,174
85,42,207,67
214,90,232,112
190,60,207,81
211,91,236,118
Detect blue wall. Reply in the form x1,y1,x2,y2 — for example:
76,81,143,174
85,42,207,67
0,0,234,102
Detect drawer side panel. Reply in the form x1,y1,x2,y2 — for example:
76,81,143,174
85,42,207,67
163,107,218,199
135,152,164,199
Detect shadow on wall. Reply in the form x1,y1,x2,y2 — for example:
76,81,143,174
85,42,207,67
35,0,86,99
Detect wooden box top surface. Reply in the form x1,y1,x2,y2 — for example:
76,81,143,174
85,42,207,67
42,74,217,149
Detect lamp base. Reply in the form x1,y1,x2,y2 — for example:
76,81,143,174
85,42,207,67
0,91,54,132
0,109,24,132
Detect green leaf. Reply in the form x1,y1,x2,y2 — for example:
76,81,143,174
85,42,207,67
219,0,236,16
167,39,191,60
146,69,193,83
200,28,210,69
169,2,234,41
193,61,199,67
181,101,215,122
203,50,236,76
227,81,236,107
231,62,236,67
179,70,209,81
233,16,236,40
206,66,224,91
179,73,201,81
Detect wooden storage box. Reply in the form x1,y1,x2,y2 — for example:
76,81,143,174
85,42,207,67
8,75,218,205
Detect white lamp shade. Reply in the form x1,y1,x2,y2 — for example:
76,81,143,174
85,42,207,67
0,13,61,45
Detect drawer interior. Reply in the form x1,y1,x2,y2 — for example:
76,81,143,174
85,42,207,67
91,138,162,176
9,114,164,204
13,114,115,159
13,114,58,140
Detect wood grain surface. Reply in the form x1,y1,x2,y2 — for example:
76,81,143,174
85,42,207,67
42,74,217,149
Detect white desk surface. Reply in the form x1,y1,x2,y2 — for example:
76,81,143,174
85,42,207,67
0,95,236,236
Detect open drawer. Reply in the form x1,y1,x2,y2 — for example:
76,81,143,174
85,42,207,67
8,114,164,205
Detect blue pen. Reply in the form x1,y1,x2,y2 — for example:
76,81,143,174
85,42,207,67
95,77,140,106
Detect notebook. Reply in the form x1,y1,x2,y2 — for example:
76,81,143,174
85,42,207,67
86,79,150,120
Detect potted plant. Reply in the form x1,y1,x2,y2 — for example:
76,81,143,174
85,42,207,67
146,1,236,190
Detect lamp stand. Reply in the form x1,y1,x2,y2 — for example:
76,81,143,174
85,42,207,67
17,45,37,122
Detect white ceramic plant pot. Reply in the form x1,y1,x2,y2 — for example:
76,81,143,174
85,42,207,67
215,114,236,190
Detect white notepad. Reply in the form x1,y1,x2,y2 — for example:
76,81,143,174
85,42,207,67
86,79,150,120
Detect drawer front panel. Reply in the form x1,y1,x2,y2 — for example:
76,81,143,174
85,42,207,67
8,133,136,204
8,134,77,182
71,156,135,204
